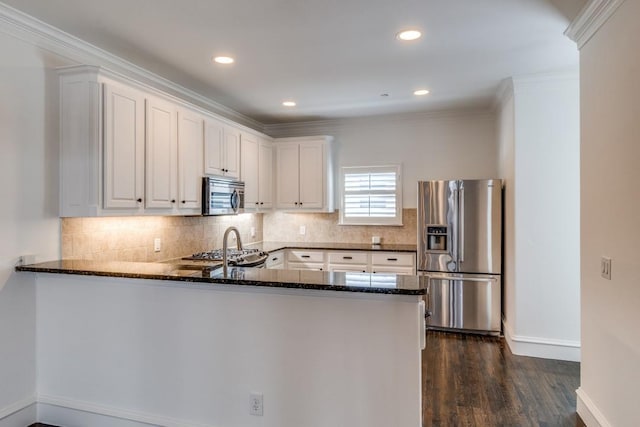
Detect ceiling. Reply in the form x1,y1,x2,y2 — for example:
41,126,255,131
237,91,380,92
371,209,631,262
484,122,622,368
3,0,582,124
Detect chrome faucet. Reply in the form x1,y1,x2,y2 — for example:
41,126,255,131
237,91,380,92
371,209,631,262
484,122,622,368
222,226,243,277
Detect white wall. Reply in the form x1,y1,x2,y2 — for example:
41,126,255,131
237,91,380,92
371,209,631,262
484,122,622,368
497,73,581,361
497,89,516,340
0,31,66,423
577,0,640,425
267,110,498,208
36,275,422,427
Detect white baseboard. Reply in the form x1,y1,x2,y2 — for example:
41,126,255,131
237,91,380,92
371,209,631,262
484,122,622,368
0,396,36,427
38,395,215,427
576,387,612,427
502,320,581,362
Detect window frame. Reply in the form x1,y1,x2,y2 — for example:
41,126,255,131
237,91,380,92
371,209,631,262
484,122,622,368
339,164,403,226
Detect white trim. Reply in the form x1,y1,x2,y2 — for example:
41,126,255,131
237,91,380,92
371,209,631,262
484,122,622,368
564,0,626,49
0,395,36,419
0,1,263,131
502,319,581,362
263,108,494,138
576,387,612,427
38,394,216,427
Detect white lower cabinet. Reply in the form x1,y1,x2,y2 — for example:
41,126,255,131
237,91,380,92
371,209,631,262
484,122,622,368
371,252,416,275
270,249,416,275
287,250,325,271
327,251,369,273
266,251,285,269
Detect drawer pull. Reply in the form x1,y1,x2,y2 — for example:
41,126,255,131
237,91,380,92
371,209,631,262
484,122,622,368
301,255,311,258
343,256,353,260
387,258,398,261
271,257,279,261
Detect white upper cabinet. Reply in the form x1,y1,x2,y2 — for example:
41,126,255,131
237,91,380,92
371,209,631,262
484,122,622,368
241,133,273,210
102,82,145,211
59,65,275,217
204,117,240,179
258,139,273,209
274,136,334,212
145,96,177,210
177,108,204,211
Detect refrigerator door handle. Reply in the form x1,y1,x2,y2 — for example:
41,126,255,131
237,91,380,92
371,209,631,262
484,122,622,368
459,184,465,263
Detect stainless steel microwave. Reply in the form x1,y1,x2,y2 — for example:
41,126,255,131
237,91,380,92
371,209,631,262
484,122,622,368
202,177,245,215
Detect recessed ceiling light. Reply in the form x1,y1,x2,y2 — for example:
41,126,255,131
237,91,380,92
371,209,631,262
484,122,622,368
213,56,234,64
282,101,296,107
414,89,430,96
396,30,422,41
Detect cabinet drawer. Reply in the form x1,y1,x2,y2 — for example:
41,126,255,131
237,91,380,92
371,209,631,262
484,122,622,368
371,266,415,275
288,262,324,271
371,252,415,267
288,250,325,263
328,264,369,273
327,251,368,265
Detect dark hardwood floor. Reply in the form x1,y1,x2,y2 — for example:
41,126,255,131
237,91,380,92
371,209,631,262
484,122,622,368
423,331,585,427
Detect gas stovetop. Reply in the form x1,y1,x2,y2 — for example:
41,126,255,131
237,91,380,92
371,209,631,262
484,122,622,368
183,248,269,267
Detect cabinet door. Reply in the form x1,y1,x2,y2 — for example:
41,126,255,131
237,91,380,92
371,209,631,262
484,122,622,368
204,117,225,175
241,133,259,208
223,125,241,178
298,141,324,209
178,109,204,210
103,82,145,210
258,140,273,208
145,97,177,209
276,143,300,209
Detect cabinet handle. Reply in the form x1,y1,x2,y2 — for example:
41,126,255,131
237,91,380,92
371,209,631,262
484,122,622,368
272,257,279,261
260,202,264,205
299,202,303,206
387,258,398,261
294,202,298,205
182,200,186,204
319,268,323,271
343,256,352,260
171,199,176,203
137,198,142,203
362,270,366,273
255,202,259,205
301,255,311,258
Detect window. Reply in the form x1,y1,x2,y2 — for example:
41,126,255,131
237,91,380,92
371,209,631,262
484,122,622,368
339,165,402,225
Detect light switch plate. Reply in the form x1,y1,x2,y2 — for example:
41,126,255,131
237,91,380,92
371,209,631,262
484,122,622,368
601,256,611,280
299,225,306,235
154,238,161,252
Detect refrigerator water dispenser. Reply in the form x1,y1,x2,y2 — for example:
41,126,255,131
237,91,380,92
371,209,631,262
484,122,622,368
426,226,448,251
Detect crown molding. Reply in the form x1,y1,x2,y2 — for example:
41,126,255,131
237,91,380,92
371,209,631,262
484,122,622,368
0,1,264,131
263,107,494,138
565,0,626,49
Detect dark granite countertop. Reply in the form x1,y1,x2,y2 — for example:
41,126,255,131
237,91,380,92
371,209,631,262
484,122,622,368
16,259,426,296
245,241,417,253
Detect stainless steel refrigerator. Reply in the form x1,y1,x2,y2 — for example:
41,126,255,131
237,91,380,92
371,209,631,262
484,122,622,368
418,179,502,335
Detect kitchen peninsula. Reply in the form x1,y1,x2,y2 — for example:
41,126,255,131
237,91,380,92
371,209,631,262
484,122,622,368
16,253,425,427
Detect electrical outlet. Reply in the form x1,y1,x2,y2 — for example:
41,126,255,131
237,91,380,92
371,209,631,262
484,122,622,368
250,226,256,237
249,392,263,416
17,254,36,266
299,225,306,235
601,256,612,280
154,238,162,252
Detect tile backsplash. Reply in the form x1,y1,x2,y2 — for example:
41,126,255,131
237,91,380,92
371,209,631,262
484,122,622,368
263,209,417,244
61,209,417,262
61,214,263,262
